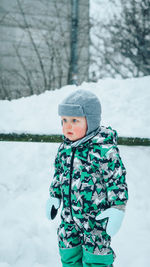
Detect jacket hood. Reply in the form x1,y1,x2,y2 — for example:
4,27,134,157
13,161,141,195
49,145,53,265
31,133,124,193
63,126,118,147
92,126,118,146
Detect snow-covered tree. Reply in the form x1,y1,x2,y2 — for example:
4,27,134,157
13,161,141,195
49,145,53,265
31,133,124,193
90,0,150,79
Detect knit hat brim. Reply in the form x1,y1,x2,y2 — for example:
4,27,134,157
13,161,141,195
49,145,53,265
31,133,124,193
58,104,85,117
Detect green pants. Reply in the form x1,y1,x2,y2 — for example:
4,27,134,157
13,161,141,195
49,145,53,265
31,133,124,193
59,245,114,267
58,217,115,267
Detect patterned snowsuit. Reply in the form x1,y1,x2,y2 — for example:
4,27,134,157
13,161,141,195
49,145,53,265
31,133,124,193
50,126,128,267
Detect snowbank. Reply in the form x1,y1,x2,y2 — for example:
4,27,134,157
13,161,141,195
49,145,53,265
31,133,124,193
0,76,150,138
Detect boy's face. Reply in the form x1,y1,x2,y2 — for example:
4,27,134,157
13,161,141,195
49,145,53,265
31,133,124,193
61,116,87,141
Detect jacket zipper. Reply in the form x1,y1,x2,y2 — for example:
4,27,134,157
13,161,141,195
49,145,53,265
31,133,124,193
69,147,76,218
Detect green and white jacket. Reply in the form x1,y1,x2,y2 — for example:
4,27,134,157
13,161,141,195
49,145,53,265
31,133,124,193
50,126,128,227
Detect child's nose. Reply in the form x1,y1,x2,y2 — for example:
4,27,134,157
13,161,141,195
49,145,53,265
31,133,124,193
67,122,72,129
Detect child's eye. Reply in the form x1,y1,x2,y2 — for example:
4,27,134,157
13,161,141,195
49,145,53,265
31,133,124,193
62,118,67,123
72,119,77,123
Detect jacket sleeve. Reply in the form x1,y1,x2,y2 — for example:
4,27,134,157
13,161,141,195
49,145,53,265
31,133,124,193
102,145,128,209
49,149,62,199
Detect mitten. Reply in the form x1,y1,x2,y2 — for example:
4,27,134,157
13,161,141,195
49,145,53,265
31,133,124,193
46,197,61,220
96,207,125,236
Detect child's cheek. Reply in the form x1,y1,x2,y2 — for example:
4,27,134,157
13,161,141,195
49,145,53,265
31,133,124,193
74,126,86,136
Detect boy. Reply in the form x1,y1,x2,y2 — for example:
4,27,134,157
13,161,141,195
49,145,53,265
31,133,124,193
46,90,128,267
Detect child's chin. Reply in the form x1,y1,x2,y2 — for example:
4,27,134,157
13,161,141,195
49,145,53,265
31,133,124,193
68,136,76,141
66,134,77,141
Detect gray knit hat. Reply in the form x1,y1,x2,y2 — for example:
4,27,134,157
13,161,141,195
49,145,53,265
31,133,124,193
58,89,101,135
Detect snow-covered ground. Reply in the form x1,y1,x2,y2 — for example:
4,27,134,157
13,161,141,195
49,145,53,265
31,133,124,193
0,76,150,266
0,76,150,138
0,142,150,267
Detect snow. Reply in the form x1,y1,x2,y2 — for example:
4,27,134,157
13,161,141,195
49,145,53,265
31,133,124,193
0,76,150,138
0,142,150,267
0,142,61,267
0,76,150,266
90,0,120,21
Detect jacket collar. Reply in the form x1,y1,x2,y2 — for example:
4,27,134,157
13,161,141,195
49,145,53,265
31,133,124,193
63,127,101,148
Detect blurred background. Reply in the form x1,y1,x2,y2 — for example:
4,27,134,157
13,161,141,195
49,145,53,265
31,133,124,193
0,0,149,100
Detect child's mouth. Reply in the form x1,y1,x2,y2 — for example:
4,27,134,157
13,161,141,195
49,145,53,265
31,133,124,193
67,132,73,135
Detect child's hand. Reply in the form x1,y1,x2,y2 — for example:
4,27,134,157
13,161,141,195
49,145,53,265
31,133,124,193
46,197,61,220
96,208,125,236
